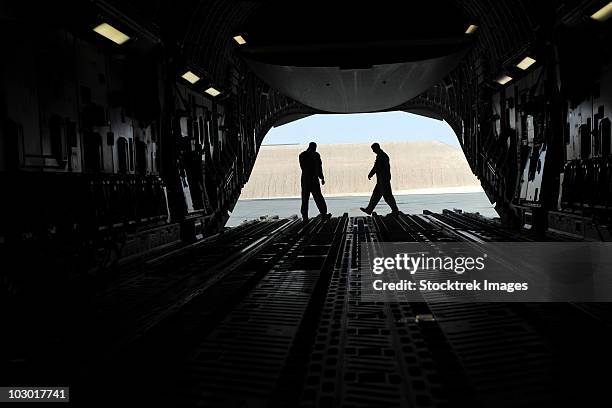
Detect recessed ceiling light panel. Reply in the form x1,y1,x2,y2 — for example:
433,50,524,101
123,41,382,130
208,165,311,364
591,2,612,21
496,74,513,85
93,23,130,45
181,71,201,84
465,24,478,34
205,87,221,97
233,35,247,45
516,56,536,70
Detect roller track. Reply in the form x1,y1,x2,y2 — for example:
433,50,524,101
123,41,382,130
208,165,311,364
8,211,612,407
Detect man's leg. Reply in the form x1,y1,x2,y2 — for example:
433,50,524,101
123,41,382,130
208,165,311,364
301,182,311,220
380,181,399,213
363,185,382,213
311,182,327,215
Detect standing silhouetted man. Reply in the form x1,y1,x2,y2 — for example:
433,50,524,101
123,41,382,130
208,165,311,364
360,143,399,215
299,142,328,221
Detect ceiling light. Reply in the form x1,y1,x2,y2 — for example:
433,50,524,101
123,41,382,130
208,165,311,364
516,56,536,70
591,2,612,21
205,87,221,97
181,71,200,84
93,23,130,45
233,35,247,45
496,74,513,85
465,25,478,34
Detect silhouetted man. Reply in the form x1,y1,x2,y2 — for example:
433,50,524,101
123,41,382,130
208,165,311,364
360,143,399,215
299,142,328,221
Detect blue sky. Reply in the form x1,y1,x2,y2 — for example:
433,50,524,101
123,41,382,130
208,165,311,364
263,111,459,146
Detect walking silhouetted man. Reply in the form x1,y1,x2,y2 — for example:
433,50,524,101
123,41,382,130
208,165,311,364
360,143,399,215
299,142,328,221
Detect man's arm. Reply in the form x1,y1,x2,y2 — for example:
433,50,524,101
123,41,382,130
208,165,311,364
368,158,377,179
317,154,325,183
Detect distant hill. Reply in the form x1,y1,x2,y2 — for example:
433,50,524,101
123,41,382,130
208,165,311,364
239,141,481,199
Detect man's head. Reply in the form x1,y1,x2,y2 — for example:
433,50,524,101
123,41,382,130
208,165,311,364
308,142,317,152
371,143,381,153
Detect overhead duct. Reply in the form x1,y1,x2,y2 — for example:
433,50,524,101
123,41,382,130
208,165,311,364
245,47,468,113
